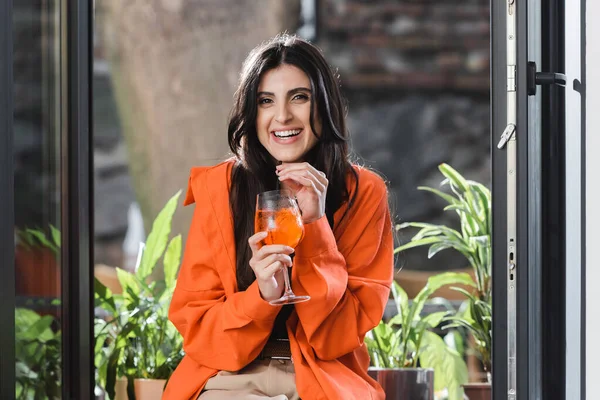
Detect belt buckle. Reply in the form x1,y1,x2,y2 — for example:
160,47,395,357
259,338,292,361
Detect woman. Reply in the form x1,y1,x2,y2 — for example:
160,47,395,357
163,34,394,400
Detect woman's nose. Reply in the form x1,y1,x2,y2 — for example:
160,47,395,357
275,104,293,124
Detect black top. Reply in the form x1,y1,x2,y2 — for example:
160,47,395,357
271,304,293,339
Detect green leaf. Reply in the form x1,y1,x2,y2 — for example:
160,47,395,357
471,183,492,235
394,237,442,254
164,234,182,289
26,229,58,252
94,278,116,314
439,163,469,193
116,268,140,299
427,242,453,258
409,272,475,329
19,315,55,342
444,329,465,355
417,186,459,205
443,203,468,213
15,308,42,332
413,227,443,241
50,225,61,248
137,191,181,280
388,313,404,326
391,281,409,320
419,331,468,400
419,311,449,330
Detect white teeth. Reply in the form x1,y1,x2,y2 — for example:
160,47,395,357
273,129,301,138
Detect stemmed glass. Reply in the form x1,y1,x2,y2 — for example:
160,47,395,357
255,190,310,305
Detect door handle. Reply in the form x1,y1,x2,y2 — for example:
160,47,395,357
527,61,567,95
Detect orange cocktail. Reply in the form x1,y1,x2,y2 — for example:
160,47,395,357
254,207,304,248
255,190,309,305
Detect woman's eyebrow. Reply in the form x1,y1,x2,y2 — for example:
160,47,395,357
288,87,311,95
257,87,312,97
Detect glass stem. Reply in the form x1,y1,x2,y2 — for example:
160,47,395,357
282,267,294,297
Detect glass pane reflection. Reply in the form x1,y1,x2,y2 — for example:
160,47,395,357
13,0,62,398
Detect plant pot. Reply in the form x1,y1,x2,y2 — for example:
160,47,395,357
15,245,61,318
114,377,129,400
462,382,491,400
368,367,434,400
134,379,167,400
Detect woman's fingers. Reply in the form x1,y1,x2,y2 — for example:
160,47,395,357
251,253,292,281
278,169,326,193
261,260,290,280
255,244,295,260
248,231,268,253
249,241,293,278
276,162,328,186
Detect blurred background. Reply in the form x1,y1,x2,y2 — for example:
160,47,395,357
9,0,491,397
91,0,491,276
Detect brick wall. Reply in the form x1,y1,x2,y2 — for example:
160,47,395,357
315,0,491,271
318,0,490,92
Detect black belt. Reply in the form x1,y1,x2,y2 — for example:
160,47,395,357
257,338,292,360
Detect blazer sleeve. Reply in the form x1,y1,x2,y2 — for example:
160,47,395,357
169,171,281,372
291,171,394,360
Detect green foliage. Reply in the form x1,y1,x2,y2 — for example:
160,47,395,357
15,308,61,400
365,274,472,400
14,225,62,399
419,331,468,400
95,190,184,400
395,163,492,373
15,225,61,256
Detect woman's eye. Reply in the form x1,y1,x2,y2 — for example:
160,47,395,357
258,98,273,104
292,94,309,101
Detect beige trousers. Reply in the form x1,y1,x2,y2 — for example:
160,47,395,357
198,359,300,400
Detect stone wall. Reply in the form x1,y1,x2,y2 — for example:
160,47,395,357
316,0,491,271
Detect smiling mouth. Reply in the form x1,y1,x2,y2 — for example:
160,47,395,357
272,129,302,139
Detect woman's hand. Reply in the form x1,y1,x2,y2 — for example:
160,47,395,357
276,162,328,224
248,231,294,302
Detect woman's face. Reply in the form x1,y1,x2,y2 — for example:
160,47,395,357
256,64,321,163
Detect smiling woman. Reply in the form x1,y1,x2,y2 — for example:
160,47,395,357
256,65,321,163
162,34,395,400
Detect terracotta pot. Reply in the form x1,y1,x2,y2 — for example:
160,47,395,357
462,382,491,400
114,377,129,400
15,245,61,318
134,379,167,400
368,368,434,400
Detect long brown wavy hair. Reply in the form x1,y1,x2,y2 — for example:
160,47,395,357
228,34,358,291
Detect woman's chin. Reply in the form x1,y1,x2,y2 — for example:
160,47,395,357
271,152,305,163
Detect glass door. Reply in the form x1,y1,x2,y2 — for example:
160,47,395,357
491,0,584,398
13,0,63,396
0,0,94,398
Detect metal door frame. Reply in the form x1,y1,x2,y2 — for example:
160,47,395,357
493,0,588,399
61,0,94,397
0,0,94,398
0,0,16,396
492,0,543,398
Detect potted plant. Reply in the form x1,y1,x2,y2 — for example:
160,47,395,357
395,163,492,399
15,307,61,399
366,273,471,400
95,191,184,400
14,226,62,318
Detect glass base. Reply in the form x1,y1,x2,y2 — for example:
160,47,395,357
269,294,310,306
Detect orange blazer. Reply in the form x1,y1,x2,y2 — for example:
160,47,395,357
163,160,394,400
